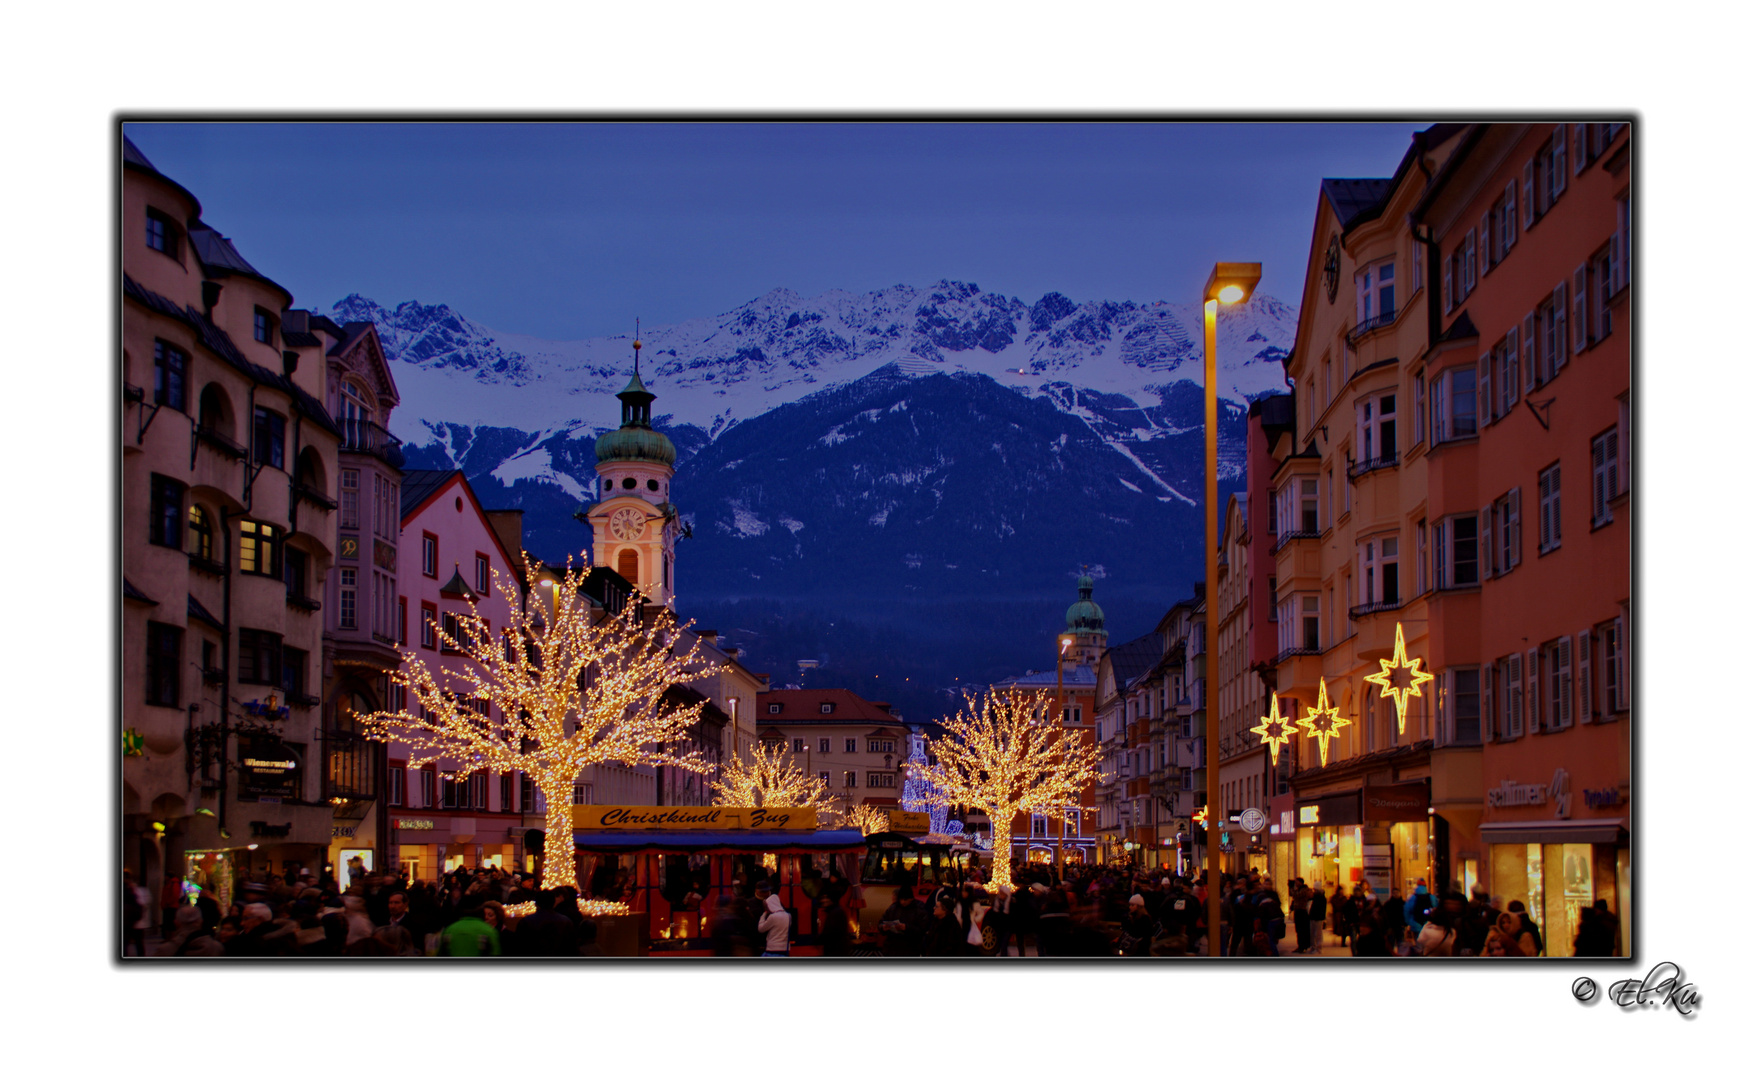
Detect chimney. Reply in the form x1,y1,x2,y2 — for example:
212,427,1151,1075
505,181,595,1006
201,280,223,317
282,309,310,334
282,350,299,377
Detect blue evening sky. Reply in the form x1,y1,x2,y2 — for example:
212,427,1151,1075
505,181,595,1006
123,122,1425,340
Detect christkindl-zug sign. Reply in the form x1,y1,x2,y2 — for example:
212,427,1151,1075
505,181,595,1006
572,805,818,831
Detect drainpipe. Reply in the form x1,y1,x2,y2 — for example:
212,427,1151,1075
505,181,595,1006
1409,130,1442,356
217,508,234,839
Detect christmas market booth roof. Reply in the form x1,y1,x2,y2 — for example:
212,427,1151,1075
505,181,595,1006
571,829,867,853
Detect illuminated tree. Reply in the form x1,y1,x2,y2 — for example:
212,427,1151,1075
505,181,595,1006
839,802,892,836
711,741,834,814
358,555,718,891
909,689,1102,891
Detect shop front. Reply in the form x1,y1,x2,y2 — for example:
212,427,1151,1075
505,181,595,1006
1295,792,1362,892
1266,793,1296,888
1480,767,1628,957
1362,781,1431,902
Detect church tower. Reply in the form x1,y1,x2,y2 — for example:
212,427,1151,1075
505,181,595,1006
588,337,680,608
1063,574,1107,667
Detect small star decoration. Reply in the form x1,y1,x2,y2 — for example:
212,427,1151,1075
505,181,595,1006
1296,677,1352,768
1192,805,1208,828
1250,694,1296,766
1362,622,1435,735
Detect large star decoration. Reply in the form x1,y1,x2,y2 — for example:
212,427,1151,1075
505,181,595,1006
1191,805,1208,828
1363,622,1435,735
1250,695,1296,766
1296,677,1351,768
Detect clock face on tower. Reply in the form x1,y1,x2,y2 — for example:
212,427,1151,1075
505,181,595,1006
609,506,646,541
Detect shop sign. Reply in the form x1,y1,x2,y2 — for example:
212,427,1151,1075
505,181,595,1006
374,539,397,572
1362,845,1392,900
1297,794,1361,826
1486,768,1574,818
1240,808,1267,834
571,805,817,831
248,820,292,839
1363,782,1430,822
1281,811,1295,833
887,810,930,834
339,534,360,560
240,739,301,798
394,818,436,830
332,824,358,838
1584,786,1626,810
1299,805,1320,825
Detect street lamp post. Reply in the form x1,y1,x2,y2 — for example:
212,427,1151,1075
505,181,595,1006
1202,261,1260,956
1055,634,1072,873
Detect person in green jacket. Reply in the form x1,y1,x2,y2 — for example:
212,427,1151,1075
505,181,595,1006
437,901,502,956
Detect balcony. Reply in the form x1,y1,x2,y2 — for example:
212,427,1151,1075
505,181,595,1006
293,483,338,511
188,553,227,577
196,424,247,461
340,419,405,468
287,691,321,709
1347,598,1404,620
124,383,144,404
1346,307,1396,346
1271,529,1320,556
202,666,227,686
287,591,322,613
1347,453,1398,481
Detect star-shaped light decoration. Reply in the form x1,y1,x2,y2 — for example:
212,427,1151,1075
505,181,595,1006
1191,805,1208,828
1296,677,1352,768
1363,622,1435,735
1250,695,1296,766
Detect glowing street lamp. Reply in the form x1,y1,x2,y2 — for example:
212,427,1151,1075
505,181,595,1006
1202,261,1260,957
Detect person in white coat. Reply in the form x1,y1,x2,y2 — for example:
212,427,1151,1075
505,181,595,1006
755,883,791,956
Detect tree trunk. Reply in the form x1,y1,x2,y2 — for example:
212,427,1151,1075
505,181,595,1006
541,780,576,892
989,815,1013,891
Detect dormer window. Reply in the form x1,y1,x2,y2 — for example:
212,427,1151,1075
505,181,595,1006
767,703,782,715
819,702,835,714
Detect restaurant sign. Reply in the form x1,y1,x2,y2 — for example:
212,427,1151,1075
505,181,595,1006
887,810,931,834
240,739,301,799
571,805,818,831
1363,782,1430,822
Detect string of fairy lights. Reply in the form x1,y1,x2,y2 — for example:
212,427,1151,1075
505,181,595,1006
908,688,1102,891
710,742,836,816
357,553,723,892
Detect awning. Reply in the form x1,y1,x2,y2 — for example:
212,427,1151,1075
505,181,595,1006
572,829,867,853
1479,818,1628,846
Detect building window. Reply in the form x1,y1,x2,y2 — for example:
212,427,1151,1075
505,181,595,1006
186,504,213,562
819,702,836,714
866,772,896,789
818,771,830,787
1357,394,1397,464
1433,514,1479,589
339,568,357,630
388,765,406,807
1591,429,1621,527
1430,366,1476,444
252,407,285,470
1491,489,1522,574
153,340,187,411
442,612,469,654
398,597,409,645
1541,637,1573,731
1588,247,1615,343
841,737,854,753
422,533,438,578
281,646,308,700
1301,596,1320,651
145,621,182,706
1538,464,1562,554
818,738,831,753
792,738,806,753
416,769,435,809
1614,195,1631,294
340,469,360,529
475,553,491,595
767,703,782,715
867,739,895,754
1492,330,1521,419
148,474,185,547
284,547,309,600
145,208,179,258
844,771,857,788
1358,535,1399,606
238,520,280,577
1298,478,1318,533
420,602,438,650
374,571,395,639
1356,260,1395,326
1603,617,1627,715
1449,668,1481,745
253,307,274,346
237,628,282,685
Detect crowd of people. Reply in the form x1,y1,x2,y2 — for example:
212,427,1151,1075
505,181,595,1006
125,858,1621,958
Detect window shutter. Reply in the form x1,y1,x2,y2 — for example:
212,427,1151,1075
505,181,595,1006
1478,353,1492,425
1522,313,1537,391
1482,663,1495,742
1578,628,1593,724
1505,182,1518,247
1526,648,1541,732
1480,212,1491,270
1442,257,1453,313
1435,670,1449,746
1506,654,1523,738
1552,282,1568,370
1592,436,1608,523
1573,124,1588,174
1551,126,1567,196
1613,615,1627,712
1557,636,1573,728
1508,487,1522,566
1522,160,1536,227
1479,503,1494,578
1465,230,1476,292
1505,325,1520,405
1606,427,1620,502
1572,265,1588,351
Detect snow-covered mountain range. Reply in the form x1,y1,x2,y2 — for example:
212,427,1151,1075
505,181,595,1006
333,280,1295,721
